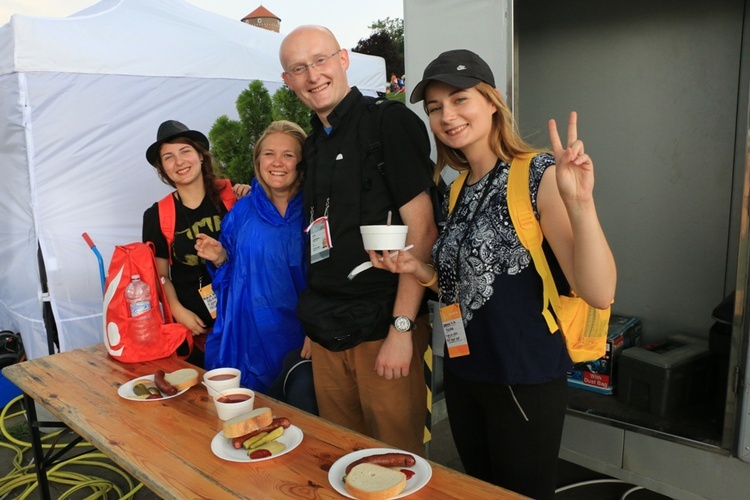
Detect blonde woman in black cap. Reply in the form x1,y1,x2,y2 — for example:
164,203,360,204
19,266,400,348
142,120,249,367
368,50,616,499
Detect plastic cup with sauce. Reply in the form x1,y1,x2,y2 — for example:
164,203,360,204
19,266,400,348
203,367,241,393
213,387,255,421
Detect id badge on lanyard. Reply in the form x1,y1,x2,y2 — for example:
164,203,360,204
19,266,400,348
198,279,217,319
438,296,470,358
306,215,332,264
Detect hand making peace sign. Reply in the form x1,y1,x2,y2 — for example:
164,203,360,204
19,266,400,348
548,111,595,204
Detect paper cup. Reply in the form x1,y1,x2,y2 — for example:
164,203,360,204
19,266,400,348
203,367,241,393
213,388,255,421
360,225,408,251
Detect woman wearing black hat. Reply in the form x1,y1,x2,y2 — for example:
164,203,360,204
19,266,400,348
142,120,249,367
367,50,616,499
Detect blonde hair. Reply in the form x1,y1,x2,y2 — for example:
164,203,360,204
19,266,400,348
253,120,307,198
431,82,539,177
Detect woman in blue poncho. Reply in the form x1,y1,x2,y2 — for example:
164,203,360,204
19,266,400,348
195,121,310,398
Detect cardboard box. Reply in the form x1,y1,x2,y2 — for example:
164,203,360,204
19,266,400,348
566,315,642,395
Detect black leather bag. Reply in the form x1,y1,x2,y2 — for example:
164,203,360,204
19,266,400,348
296,289,393,352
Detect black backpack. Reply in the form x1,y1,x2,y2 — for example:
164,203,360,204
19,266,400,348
0,331,24,369
358,97,446,231
358,98,444,306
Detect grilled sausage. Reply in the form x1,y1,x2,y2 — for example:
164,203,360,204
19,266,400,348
153,370,178,396
232,417,292,449
249,449,272,460
345,453,416,475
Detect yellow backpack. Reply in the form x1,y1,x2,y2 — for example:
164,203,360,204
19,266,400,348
448,153,610,363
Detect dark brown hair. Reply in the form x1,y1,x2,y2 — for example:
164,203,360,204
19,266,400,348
153,137,224,210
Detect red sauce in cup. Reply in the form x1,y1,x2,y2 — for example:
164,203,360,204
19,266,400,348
208,374,236,381
216,393,251,403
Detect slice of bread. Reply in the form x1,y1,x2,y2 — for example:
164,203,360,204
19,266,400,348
222,407,273,438
345,463,406,500
163,368,199,391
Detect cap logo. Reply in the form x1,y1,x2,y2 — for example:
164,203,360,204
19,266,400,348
456,65,467,71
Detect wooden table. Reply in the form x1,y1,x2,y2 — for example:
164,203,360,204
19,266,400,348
2,344,526,499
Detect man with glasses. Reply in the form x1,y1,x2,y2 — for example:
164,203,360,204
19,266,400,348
280,26,437,455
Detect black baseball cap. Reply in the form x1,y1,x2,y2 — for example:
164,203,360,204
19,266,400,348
409,49,496,104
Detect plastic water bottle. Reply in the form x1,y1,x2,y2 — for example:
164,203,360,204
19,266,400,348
125,275,158,344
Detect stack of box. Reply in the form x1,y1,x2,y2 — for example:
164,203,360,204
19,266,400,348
566,315,642,395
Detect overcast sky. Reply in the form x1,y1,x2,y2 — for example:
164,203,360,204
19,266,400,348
0,0,403,49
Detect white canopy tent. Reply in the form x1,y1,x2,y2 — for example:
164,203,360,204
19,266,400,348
0,0,385,360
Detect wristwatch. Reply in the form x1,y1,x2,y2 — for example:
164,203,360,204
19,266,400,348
391,315,416,332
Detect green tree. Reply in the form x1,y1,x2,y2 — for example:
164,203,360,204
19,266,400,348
369,17,403,55
353,17,404,79
210,81,271,183
210,81,312,183
272,85,312,134
209,116,250,183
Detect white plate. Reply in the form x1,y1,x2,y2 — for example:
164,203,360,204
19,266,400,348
210,425,303,463
328,447,432,499
117,374,190,401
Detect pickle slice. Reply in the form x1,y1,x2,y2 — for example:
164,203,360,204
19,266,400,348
249,426,284,450
250,440,286,457
242,432,268,450
132,383,150,396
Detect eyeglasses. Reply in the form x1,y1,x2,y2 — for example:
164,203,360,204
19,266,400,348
286,50,341,77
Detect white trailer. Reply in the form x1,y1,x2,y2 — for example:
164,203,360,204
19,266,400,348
405,0,750,498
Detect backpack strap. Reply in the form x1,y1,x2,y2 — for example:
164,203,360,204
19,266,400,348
364,98,394,177
448,170,469,215
157,193,177,266
157,180,236,265
359,98,403,226
216,178,237,211
507,153,562,334
361,98,442,229
367,98,447,232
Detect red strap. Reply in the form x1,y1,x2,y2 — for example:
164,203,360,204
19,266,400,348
157,193,177,265
217,178,237,211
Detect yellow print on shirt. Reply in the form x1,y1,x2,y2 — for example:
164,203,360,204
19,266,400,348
175,215,222,266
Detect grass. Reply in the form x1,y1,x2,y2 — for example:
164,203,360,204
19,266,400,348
6,421,30,441
386,91,406,103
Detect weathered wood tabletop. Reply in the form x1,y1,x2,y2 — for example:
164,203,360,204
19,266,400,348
3,343,527,499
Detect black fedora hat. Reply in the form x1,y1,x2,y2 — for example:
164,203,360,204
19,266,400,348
145,120,209,166
409,49,496,104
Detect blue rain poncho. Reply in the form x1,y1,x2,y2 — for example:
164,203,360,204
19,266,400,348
205,178,307,392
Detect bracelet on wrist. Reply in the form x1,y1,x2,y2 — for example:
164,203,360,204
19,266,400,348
417,264,438,287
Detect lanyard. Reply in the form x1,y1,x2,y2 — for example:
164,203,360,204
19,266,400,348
308,129,348,224
435,159,502,302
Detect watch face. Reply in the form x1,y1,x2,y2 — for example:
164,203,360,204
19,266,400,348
394,316,411,332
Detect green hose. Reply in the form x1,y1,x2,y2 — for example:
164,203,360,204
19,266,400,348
0,395,145,499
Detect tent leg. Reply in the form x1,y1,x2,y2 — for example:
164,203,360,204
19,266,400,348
37,245,59,356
